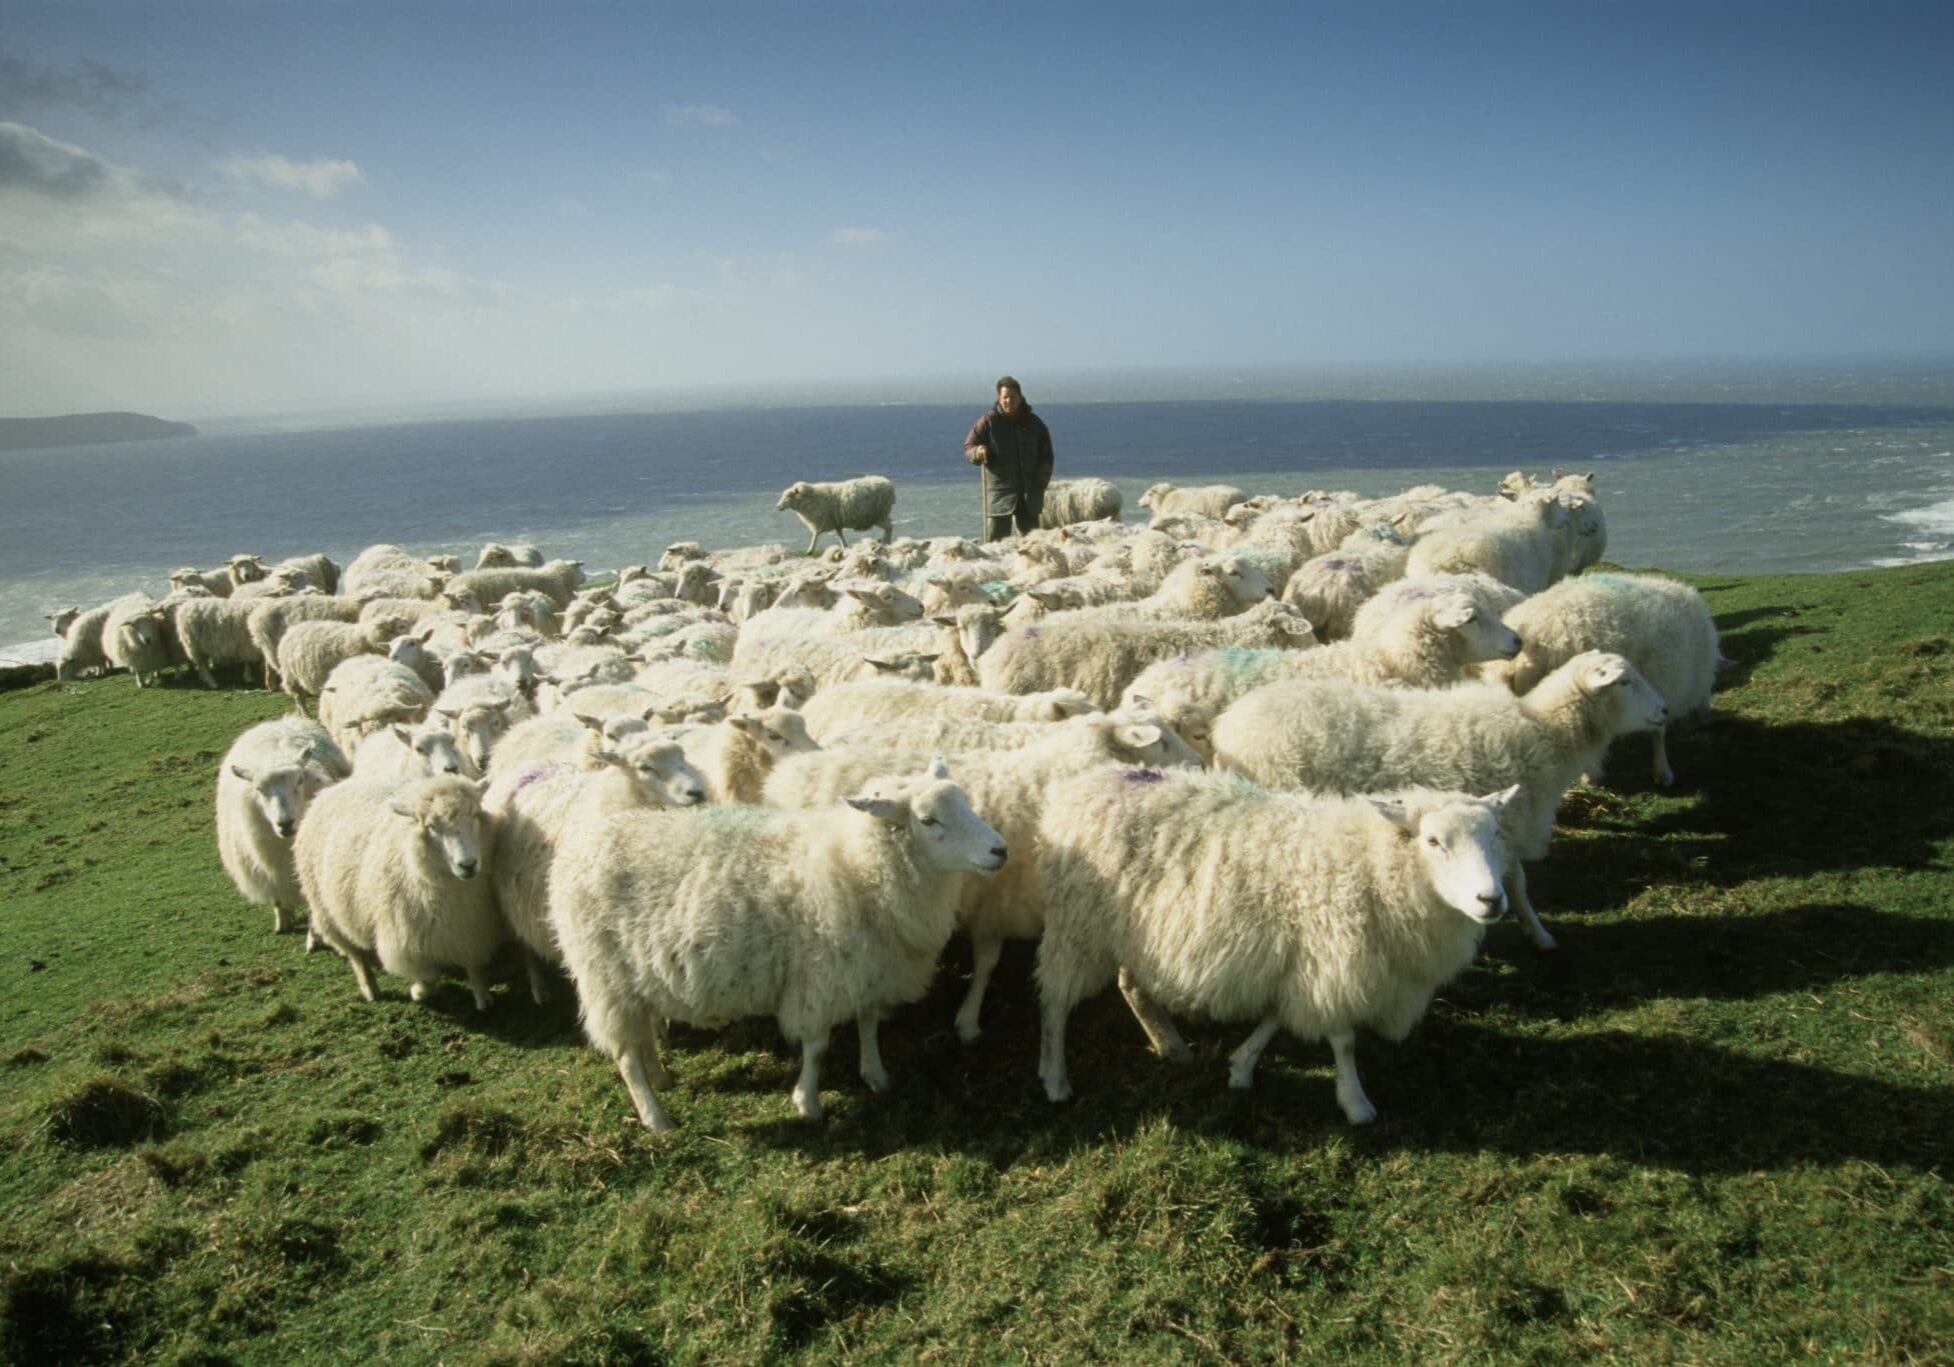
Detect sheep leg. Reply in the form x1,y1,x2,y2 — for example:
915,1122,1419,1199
465,965,493,1012
195,659,219,689
1651,724,1675,786
343,952,379,1003
1227,1016,1283,1090
272,901,298,935
954,934,1006,1042
409,979,436,1004
1118,966,1192,1062
856,1012,891,1093
1328,1029,1377,1125
790,1031,830,1121
304,926,322,953
1508,861,1556,952
521,946,552,1006
1038,996,1075,1102
617,1046,674,1132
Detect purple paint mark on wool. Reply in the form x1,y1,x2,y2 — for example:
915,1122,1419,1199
1318,557,1355,572
1173,653,1195,666
1121,768,1166,785
512,765,561,794
1397,586,1435,602
1025,628,1043,640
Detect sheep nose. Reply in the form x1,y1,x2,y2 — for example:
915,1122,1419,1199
1477,891,1506,919
992,845,1009,863
455,859,479,879
276,820,297,838
684,787,707,804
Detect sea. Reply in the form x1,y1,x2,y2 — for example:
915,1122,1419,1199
4,361,1953,657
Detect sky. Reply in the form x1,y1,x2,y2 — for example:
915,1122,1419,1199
3,1,1953,421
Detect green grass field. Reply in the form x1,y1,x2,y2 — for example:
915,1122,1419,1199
3,563,1951,1364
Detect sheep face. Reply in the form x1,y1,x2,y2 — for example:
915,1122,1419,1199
847,772,1007,876
776,483,812,513
389,778,486,881
441,704,511,774
607,736,708,807
231,758,332,839
46,607,82,637
1205,556,1276,604
1433,595,1523,663
1571,651,1669,734
391,722,467,777
728,708,819,760
1368,788,1516,925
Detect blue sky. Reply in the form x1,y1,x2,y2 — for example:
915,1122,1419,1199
3,1,1951,418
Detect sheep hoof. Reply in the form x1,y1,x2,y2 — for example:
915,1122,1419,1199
954,1017,982,1044
1042,1076,1073,1104
409,981,431,1004
1343,1102,1378,1126
791,1089,824,1122
1531,930,1560,952
861,1066,891,1094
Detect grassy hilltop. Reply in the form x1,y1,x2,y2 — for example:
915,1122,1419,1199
2,563,1951,1364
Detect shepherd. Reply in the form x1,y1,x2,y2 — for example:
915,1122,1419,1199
963,375,1055,543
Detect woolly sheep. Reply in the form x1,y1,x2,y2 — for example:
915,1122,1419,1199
351,718,470,782
104,592,173,686
273,552,340,595
1138,483,1248,521
343,544,449,600
293,774,504,1008
1479,572,1720,785
276,615,409,704
317,654,438,757
1281,538,1412,642
45,606,82,639
434,672,535,773
247,595,365,688
977,598,1315,708
1405,492,1570,595
550,762,1007,1129
475,541,545,569
57,596,129,681
765,707,1202,1041
443,559,587,612
487,725,707,1002
679,706,821,804
799,680,1096,744
1210,651,1669,950
215,717,351,937
776,475,897,553
1038,477,1124,528
1034,767,1518,1121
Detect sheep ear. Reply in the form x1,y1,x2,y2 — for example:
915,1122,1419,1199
1584,658,1628,691
591,748,624,767
230,764,253,783
1127,693,1153,708
1116,723,1163,750
844,795,905,822
1481,784,1522,813
1366,796,1415,832
727,715,761,734
1433,599,1474,630
929,614,957,628
844,587,874,602
391,724,413,745
387,793,421,819
573,712,606,733
1196,562,1218,576
862,656,906,673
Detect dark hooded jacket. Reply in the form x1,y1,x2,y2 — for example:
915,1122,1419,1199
964,403,1055,518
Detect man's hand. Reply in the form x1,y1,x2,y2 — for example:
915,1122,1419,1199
965,446,989,466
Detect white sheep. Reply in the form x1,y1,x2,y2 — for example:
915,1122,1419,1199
215,716,351,937
433,672,534,773
487,726,707,1002
276,615,409,705
976,598,1315,708
247,595,365,689
678,706,821,803
293,774,505,1008
475,541,545,569
550,761,1007,1129
1038,477,1124,527
776,475,897,552
1480,572,1720,785
342,544,449,600
350,718,471,782
1210,651,1669,950
56,596,130,681
273,552,340,595
443,559,587,612
317,654,438,757
104,592,173,686
765,707,1202,1042
1034,766,1518,1122
1405,491,1570,595
170,594,269,689
797,680,1096,745
1138,483,1248,520
1281,536,1412,641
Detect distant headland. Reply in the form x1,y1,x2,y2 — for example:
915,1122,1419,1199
0,412,199,453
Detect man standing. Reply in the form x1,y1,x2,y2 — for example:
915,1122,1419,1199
963,375,1054,542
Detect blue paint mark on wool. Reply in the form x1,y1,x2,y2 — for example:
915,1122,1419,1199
1583,572,1635,593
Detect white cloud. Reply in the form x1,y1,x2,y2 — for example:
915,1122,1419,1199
664,104,739,127
219,153,365,198
234,214,394,258
828,227,888,248
0,121,118,198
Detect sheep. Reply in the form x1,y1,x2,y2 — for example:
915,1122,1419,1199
1033,767,1518,1122
227,566,309,601
1121,585,1519,726
169,565,237,597
1210,651,1669,950
1498,472,1608,577
658,541,707,571
486,727,708,1003
246,595,365,688
550,761,1007,1129
433,672,534,773
273,552,340,595
678,706,821,804
108,592,202,686
442,559,587,612
1038,477,1124,528
350,718,470,782
475,541,545,569
798,680,1096,745
976,598,1315,708
1404,491,1571,595
342,544,449,599
766,707,1203,1042
169,593,271,687
215,717,351,937
1478,572,1720,785
276,615,409,705
1281,537,1412,641
317,654,438,757
775,475,897,552
1138,483,1248,521
293,774,504,1009
55,596,127,680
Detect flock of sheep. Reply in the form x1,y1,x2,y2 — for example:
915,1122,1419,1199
46,468,1720,1131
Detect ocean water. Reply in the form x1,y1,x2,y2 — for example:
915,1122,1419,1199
4,373,1953,651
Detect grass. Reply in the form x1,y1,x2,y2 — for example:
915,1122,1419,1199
2,562,1952,1364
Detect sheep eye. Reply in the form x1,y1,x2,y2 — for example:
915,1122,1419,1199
1424,835,1441,848
920,816,940,828
767,732,784,743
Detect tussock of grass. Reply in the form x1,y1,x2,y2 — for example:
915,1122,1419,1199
1,563,1952,1360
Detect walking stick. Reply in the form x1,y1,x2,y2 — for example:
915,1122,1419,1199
979,460,990,542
